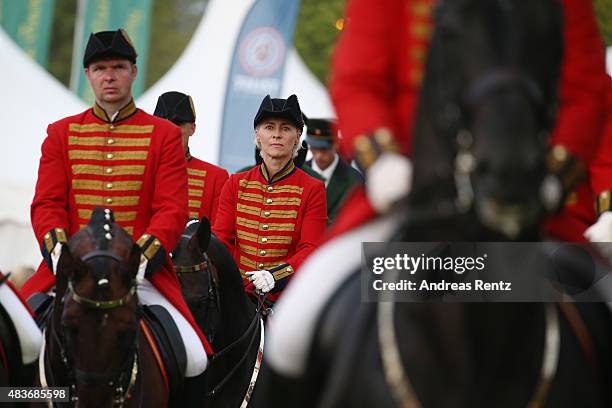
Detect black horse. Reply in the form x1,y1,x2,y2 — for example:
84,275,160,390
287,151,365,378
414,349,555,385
35,208,169,407
260,1,612,407
172,217,266,407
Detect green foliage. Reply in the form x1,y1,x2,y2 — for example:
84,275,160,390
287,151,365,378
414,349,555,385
47,0,76,86
595,0,612,46
146,0,205,88
46,0,205,88
294,0,346,85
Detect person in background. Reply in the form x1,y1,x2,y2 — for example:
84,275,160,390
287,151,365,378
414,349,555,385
304,118,363,227
213,94,327,302
154,91,229,225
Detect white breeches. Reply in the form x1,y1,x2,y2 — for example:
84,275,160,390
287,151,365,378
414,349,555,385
137,279,207,377
0,283,42,364
267,212,402,377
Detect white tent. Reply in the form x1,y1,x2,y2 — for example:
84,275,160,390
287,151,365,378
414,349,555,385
0,28,86,272
137,0,334,164
0,0,334,272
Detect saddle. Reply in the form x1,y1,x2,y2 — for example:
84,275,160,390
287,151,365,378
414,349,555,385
140,305,187,405
27,292,54,329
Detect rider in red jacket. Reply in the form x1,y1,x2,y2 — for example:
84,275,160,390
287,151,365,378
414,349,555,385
329,0,609,240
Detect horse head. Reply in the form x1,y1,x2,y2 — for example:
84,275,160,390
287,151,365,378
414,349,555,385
171,216,221,344
409,0,563,239
57,207,141,406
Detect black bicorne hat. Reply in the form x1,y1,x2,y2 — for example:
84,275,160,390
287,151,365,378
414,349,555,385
253,94,304,130
83,29,138,67
305,118,337,149
153,91,196,124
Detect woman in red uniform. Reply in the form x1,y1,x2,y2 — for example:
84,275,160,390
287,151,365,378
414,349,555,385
213,95,327,301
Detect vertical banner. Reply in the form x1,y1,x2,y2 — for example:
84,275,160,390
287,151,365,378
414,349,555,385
218,0,301,172
70,0,152,104
0,0,55,67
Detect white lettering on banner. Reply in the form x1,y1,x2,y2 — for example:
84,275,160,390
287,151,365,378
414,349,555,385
233,75,280,94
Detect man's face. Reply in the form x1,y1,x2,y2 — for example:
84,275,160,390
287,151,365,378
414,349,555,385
85,58,136,106
179,122,196,151
256,118,300,161
311,145,336,171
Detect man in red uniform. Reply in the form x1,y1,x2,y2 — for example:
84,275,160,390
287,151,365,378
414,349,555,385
154,91,229,225
212,94,327,301
21,29,212,376
329,0,609,240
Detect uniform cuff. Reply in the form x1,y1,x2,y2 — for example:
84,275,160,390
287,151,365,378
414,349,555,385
546,145,586,194
41,228,67,268
354,128,398,170
268,263,294,293
596,191,612,216
136,233,166,276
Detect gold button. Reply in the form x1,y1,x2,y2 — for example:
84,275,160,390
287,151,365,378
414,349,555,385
109,125,115,130
106,167,113,174
106,183,113,189
106,153,114,159
260,250,267,256
263,211,271,217
262,224,269,230
266,198,273,204
107,138,115,145
106,198,113,204
258,263,264,269
267,186,273,192
261,237,268,243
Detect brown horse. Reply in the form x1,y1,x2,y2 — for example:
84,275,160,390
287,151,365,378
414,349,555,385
35,208,167,407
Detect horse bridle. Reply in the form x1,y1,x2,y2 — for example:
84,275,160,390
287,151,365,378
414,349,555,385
56,248,140,407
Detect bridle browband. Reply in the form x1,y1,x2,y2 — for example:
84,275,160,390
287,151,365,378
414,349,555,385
174,261,208,274
69,282,137,310
69,249,137,310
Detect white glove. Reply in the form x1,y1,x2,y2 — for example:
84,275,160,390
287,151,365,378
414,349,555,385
245,270,275,293
136,255,148,284
51,242,63,275
584,211,612,260
366,153,413,213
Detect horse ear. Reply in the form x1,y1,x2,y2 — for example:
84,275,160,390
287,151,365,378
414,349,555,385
197,216,212,252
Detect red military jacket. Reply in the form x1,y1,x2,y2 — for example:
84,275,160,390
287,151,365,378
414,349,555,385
186,151,229,225
590,81,612,217
329,0,609,240
21,100,212,354
213,160,327,300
